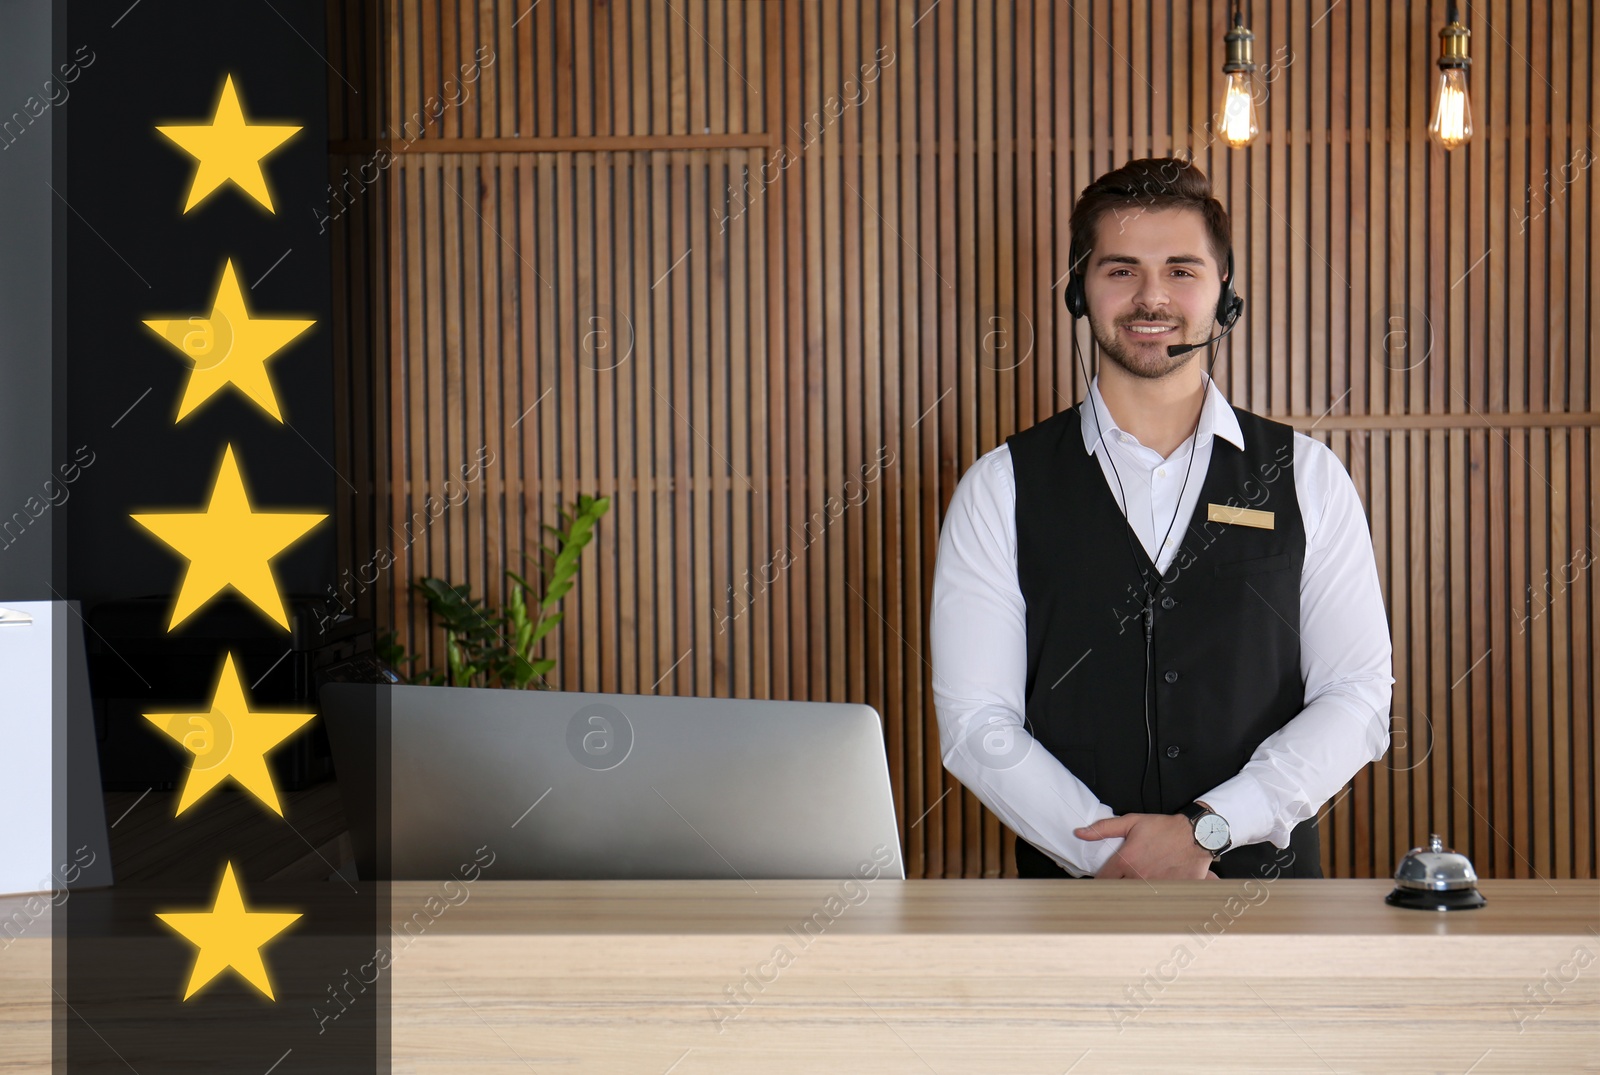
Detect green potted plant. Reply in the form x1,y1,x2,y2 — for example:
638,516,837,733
378,494,610,688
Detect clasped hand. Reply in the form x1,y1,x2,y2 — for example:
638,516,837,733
1074,812,1219,879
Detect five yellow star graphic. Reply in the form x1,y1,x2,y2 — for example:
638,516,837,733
143,652,316,817
146,73,321,1008
156,862,302,1001
130,443,326,632
142,259,315,423
156,74,301,214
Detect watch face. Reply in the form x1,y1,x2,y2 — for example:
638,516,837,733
1194,814,1229,851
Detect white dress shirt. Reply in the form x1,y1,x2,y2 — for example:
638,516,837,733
930,374,1394,877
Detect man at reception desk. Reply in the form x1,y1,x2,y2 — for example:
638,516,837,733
931,158,1394,881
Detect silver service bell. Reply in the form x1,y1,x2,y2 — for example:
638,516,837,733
1384,833,1486,911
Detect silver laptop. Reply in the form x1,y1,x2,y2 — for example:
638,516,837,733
319,684,905,881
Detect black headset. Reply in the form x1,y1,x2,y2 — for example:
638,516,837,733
1065,241,1244,330
1061,231,1244,818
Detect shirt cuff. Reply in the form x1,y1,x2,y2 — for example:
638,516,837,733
1065,839,1120,877
1195,774,1281,850
1041,805,1122,877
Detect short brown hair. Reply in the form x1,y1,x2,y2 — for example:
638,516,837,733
1068,157,1232,280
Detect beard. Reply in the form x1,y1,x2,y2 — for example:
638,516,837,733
1090,311,1216,380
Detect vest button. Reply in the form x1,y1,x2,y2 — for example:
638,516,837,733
1161,595,1176,610
1166,745,1181,758
1164,669,1179,683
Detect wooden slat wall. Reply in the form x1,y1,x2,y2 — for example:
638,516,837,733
328,0,1598,880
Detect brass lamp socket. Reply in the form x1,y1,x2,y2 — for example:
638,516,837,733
1437,19,1471,70
1222,11,1257,74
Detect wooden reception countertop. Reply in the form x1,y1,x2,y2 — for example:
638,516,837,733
4,879,1596,1072
387,876,1594,934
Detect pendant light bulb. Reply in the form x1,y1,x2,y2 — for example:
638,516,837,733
1428,6,1473,151
1219,5,1259,149
1220,72,1259,148
1428,68,1473,150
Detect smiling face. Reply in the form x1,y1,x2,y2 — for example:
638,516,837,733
1081,206,1227,380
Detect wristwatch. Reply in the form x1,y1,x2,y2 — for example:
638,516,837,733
1180,801,1232,859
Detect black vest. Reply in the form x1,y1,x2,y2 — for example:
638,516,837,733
1005,403,1322,879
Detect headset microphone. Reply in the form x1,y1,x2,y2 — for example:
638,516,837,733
1166,312,1241,358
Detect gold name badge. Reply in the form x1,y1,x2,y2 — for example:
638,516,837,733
1207,503,1275,529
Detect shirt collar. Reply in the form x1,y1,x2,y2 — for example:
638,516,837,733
1080,373,1245,457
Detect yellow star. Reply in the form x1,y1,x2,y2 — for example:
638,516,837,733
143,653,316,817
156,74,301,213
156,862,302,1001
142,259,315,424
129,444,326,632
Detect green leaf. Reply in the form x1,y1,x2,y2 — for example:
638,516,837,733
531,610,563,644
